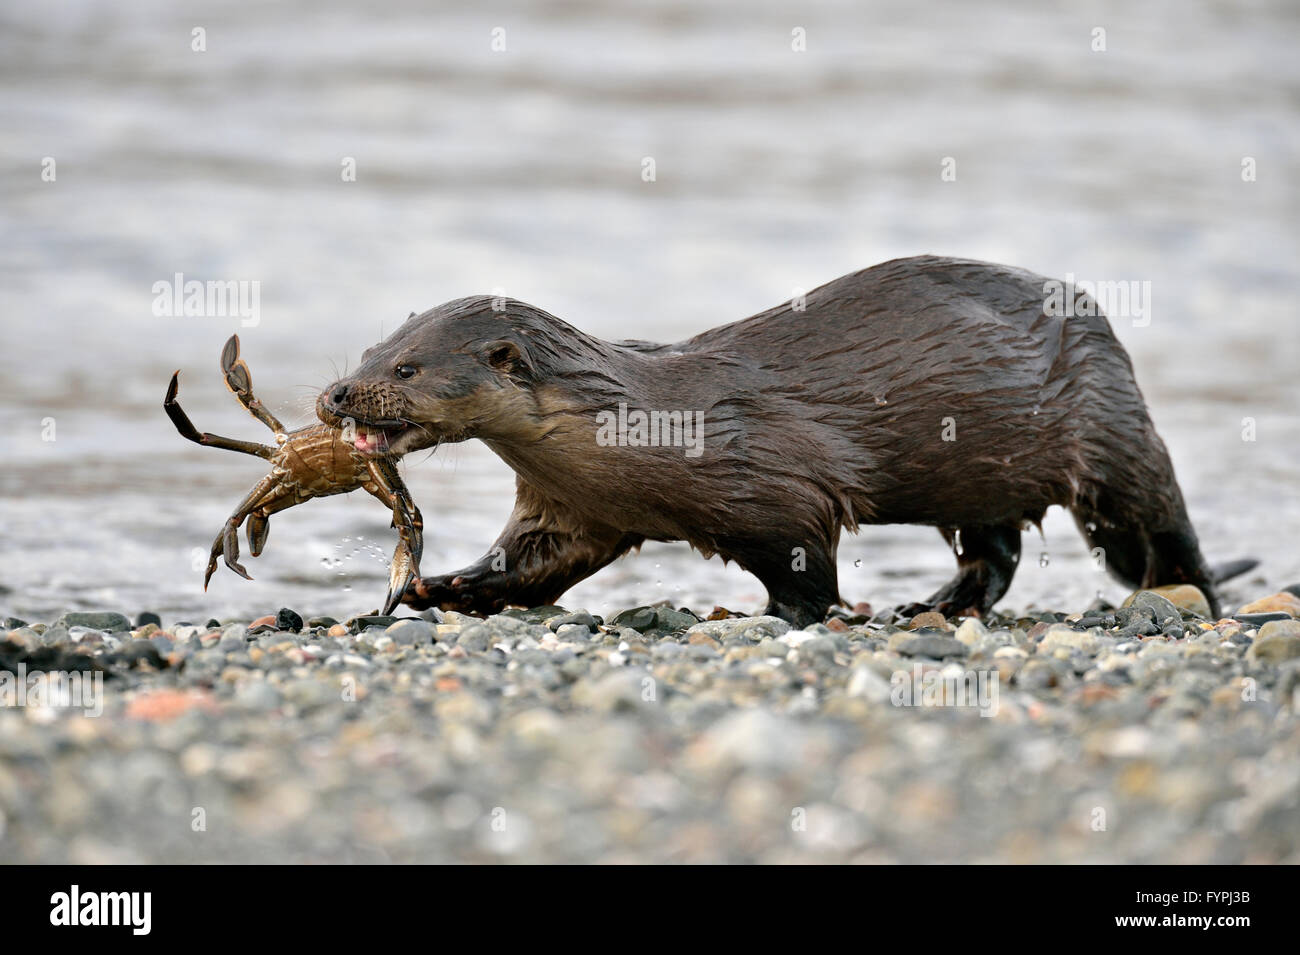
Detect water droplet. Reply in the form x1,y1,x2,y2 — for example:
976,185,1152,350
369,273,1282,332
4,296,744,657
1038,552,1050,567
853,559,862,568
953,529,964,556
1085,522,1097,533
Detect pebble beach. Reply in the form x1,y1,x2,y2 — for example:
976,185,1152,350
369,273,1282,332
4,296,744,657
3,585,1298,864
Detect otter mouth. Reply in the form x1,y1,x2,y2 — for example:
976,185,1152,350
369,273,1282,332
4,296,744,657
317,401,429,457
351,421,409,455
345,416,433,457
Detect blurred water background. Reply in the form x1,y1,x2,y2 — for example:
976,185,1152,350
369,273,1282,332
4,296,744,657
1,0,1297,623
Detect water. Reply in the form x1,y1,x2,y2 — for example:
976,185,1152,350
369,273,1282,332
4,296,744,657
2,0,1297,622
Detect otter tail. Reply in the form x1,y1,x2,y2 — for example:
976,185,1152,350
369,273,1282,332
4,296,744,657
1211,557,1259,585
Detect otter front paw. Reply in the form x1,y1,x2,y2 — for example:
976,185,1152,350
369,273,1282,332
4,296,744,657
403,572,503,615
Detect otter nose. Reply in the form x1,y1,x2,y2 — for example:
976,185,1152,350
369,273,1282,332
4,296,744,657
331,383,349,405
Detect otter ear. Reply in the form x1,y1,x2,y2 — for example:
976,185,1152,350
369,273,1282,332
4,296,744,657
481,339,529,377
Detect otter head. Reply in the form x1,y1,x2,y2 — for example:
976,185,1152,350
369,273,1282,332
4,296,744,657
317,296,552,457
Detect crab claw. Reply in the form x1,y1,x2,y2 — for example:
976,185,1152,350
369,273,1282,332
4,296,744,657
203,519,252,589
381,537,419,616
248,513,270,557
221,335,252,397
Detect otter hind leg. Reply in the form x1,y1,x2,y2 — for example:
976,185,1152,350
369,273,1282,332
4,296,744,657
899,524,1022,618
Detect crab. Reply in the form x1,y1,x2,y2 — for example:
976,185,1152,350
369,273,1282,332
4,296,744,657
164,334,424,615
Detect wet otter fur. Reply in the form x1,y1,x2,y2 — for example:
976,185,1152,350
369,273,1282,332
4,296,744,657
318,255,1228,626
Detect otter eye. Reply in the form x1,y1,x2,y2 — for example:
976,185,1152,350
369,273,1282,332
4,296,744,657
395,364,417,380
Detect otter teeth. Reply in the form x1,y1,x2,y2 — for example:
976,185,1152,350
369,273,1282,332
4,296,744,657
354,429,389,453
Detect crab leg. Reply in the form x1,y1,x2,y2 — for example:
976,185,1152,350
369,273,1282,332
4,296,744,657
165,373,275,459
364,457,425,614
369,458,424,557
221,335,288,435
202,473,285,587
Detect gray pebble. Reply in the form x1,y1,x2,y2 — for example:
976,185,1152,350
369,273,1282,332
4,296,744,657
458,624,491,652
235,681,283,711
548,610,598,633
386,618,435,646
53,611,132,632
893,633,968,659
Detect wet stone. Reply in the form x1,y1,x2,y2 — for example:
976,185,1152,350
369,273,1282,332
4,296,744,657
501,605,568,624
1122,591,1182,627
652,641,688,661
53,611,131,633
795,635,838,661
1249,620,1300,663
3,627,40,652
608,607,660,633
40,626,71,647
386,618,434,646
1142,584,1212,619
547,610,598,633
554,623,593,643
1114,606,1160,637
655,608,701,632
110,640,168,669
276,608,304,632
458,624,491,652
954,617,988,645
685,616,791,643
908,611,949,631
218,632,245,653
235,680,283,711
346,614,399,631
1237,592,1300,618
891,632,968,659
1078,614,1115,629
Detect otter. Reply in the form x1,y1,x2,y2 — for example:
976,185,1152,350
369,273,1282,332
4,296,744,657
317,255,1229,627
